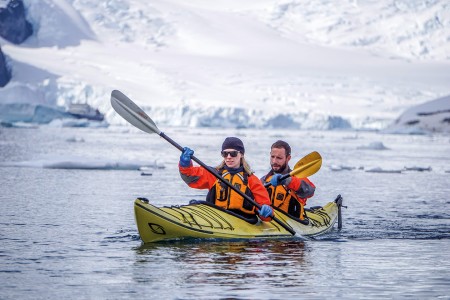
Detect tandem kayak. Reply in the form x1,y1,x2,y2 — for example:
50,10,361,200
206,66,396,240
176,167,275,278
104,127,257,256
134,195,343,243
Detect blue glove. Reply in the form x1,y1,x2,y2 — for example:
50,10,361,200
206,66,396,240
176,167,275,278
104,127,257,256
179,147,194,167
258,204,273,218
270,174,283,187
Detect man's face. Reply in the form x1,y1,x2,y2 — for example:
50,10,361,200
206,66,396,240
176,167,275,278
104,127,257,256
270,147,291,172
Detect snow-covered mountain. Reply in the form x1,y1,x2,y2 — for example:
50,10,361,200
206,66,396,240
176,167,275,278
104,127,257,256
1,0,449,132
384,94,450,134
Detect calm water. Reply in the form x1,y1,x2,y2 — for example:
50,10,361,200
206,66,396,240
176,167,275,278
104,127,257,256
1,126,449,299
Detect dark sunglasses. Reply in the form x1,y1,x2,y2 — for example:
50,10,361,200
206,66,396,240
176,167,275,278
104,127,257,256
221,150,240,158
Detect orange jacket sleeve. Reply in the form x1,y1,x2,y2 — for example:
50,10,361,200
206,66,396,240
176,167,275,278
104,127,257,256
286,176,316,199
248,174,271,206
179,163,217,190
248,174,273,222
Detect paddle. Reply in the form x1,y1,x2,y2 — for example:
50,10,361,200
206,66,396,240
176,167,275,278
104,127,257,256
110,89,296,235
264,151,322,188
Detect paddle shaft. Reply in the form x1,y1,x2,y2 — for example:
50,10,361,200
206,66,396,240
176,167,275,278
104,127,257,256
160,132,296,235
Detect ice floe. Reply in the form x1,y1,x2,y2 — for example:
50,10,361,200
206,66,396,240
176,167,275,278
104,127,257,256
357,141,390,150
1,157,165,170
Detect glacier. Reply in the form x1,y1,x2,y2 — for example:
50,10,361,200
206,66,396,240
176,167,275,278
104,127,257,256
0,0,449,132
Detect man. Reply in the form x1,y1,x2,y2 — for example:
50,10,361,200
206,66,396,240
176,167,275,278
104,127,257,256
260,140,315,220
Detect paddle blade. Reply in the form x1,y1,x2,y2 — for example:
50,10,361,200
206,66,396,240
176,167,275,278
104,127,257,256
110,90,161,135
291,151,322,178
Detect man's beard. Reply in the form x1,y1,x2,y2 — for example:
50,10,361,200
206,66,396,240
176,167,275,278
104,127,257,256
271,162,287,173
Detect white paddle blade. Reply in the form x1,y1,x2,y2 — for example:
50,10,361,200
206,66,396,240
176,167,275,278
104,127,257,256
110,90,161,135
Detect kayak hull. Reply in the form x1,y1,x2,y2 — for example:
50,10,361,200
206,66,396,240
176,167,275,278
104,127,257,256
134,196,342,243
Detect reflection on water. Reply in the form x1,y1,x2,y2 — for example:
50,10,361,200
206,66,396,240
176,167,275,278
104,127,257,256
131,239,450,299
136,239,309,266
133,240,312,298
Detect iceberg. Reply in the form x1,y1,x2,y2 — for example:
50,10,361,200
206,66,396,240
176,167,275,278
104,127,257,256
365,167,402,174
0,102,70,124
385,95,450,135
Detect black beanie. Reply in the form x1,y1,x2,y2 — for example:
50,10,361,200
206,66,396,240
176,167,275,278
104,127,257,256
222,137,245,154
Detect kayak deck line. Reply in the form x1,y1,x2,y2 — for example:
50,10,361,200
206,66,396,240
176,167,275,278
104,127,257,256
308,209,332,227
135,201,216,235
168,205,237,230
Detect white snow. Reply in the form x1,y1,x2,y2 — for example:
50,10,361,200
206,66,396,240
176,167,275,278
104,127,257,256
0,0,9,9
1,0,449,133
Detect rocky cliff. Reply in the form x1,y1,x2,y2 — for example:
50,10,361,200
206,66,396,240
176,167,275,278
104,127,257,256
0,0,33,44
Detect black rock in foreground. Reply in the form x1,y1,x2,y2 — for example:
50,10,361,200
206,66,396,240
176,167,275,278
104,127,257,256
0,0,33,44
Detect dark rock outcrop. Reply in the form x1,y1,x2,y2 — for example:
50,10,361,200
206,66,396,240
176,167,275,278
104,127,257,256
0,46,11,87
0,0,33,44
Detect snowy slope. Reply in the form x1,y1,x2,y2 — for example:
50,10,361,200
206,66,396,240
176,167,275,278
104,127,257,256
385,94,450,134
1,0,450,130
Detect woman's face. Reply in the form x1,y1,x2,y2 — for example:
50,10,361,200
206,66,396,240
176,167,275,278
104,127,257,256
221,148,242,169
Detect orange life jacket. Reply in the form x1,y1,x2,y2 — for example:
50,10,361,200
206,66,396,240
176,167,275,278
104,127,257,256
264,174,305,220
207,168,256,215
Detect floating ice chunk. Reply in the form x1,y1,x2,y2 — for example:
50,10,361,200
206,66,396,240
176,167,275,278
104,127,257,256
66,136,85,143
330,164,341,171
1,121,38,128
357,141,390,150
330,164,356,171
365,167,402,173
1,157,165,170
404,166,432,172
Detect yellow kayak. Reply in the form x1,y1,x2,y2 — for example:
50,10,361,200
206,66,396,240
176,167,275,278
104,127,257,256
134,195,343,243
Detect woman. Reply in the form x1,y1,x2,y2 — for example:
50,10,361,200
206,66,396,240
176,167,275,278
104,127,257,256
179,137,273,222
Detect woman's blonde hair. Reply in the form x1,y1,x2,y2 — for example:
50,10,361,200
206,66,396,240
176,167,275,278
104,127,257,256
216,156,253,175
